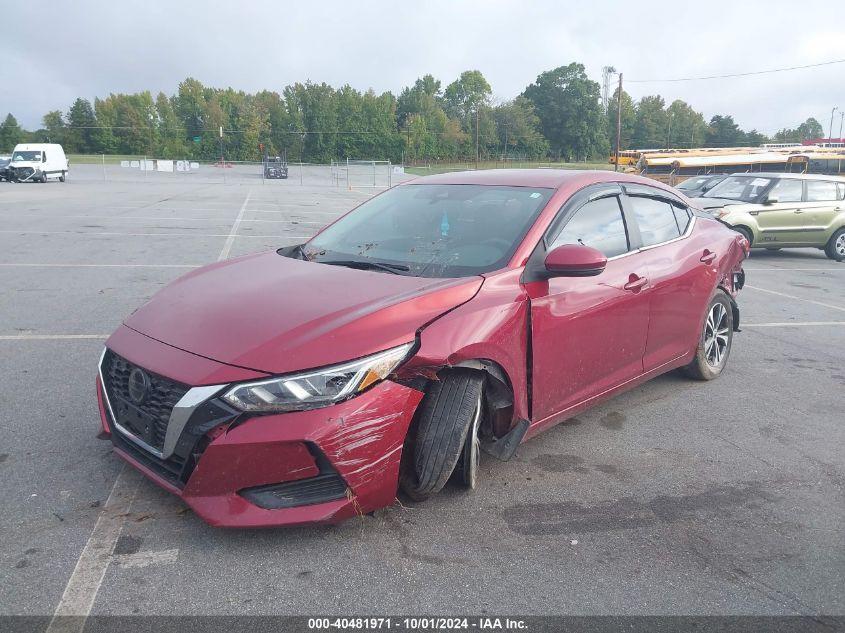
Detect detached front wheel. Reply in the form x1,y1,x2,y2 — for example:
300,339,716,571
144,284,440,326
400,369,484,501
682,290,734,381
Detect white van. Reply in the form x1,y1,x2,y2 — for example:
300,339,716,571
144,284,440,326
9,143,69,183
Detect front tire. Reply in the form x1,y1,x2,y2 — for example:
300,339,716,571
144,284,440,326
682,290,734,381
825,228,845,262
400,369,483,501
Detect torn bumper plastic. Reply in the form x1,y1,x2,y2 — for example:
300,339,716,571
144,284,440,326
98,329,423,528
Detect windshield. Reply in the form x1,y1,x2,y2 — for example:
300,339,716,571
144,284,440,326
677,176,712,191
301,184,553,278
12,151,42,162
702,175,771,203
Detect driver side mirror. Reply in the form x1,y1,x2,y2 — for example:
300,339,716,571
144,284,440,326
762,194,778,205
543,244,607,277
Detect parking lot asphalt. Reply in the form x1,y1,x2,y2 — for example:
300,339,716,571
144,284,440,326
0,167,843,619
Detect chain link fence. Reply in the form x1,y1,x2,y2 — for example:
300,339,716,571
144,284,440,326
60,154,405,187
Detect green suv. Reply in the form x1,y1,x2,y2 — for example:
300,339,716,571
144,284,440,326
692,173,845,261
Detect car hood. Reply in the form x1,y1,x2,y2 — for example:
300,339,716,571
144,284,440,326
124,251,483,375
692,197,748,211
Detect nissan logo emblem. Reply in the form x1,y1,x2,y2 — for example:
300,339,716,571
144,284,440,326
127,368,150,404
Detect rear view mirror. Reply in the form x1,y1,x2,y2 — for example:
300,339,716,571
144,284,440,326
544,244,607,277
763,195,778,205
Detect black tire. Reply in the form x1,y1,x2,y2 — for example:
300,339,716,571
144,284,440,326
733,226,753,246
59,171,66,182
824,228,845,262
400,369,483,501
682,290,734,381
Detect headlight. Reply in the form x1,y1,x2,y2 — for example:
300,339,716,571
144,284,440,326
221,342,414,412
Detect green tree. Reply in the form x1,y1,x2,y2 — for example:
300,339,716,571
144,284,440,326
493,96,548,158
631,95,667,149
443,70,492,126
42,110,66,145
774,117,824,143
706,115,746,147
523,63,608,160
66,98,97,153
665,100,708,149
606,87,635,150
0,113,24,151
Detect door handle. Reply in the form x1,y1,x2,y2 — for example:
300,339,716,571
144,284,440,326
793,209,803,214
623,275,648,292
700,250,717,264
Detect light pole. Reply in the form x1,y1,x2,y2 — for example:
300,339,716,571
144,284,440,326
829,107,839,141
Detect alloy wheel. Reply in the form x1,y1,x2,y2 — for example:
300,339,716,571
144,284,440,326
836,233,845,257
704,302,730,369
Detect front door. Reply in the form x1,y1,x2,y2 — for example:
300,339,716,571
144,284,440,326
755,178,810,245
526,193,650,425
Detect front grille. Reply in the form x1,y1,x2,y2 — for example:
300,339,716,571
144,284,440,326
102,350,189,452
12,167,34,179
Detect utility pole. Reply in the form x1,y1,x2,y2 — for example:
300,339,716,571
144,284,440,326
839,111,844,141
475,108,479,170
829,107,839,142
614,72,623,172
666,112,674,150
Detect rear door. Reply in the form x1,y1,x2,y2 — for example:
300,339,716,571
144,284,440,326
755,178,811,245
803,180,843,243
623,185,718,371
525,185,650,424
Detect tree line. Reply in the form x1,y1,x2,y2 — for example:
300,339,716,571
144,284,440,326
0,63,826,163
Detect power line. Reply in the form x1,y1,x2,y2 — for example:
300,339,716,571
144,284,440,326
627,58,845,83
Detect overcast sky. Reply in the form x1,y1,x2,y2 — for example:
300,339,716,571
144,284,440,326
3,1,844,135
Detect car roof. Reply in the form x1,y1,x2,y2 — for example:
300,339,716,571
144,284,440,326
402,168,672,191
727,171,845,182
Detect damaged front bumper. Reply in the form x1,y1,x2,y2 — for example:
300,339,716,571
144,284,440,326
98,327,423,528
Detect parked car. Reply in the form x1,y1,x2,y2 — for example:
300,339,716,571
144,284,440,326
676,174,726,198
263,151,288,179
96,170,748,527
0,155,11,182
7,143,68,182
693,172,845,260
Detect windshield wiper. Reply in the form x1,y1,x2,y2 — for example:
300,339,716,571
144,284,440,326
320,259,411,275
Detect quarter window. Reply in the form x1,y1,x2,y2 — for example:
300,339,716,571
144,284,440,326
768,179,803,203
551,196,629,258
628,196,682,246
806,181,839,202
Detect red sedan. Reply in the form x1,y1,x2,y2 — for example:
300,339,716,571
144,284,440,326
96,170,748,527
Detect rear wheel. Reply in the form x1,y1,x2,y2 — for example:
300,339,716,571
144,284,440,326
824,228,845,262
59,171,66,182
682,290,734,381
400,369,484,501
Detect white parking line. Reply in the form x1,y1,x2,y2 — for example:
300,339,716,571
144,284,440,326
0,263,200,269
45,215,323,225
0,334,109,340
743,321,845,327
745,284,845,313
218,190,252,260
46,466,136,631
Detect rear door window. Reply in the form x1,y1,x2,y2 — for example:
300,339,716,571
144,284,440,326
550,196,630,258
806,181,839,202
627,196,682,246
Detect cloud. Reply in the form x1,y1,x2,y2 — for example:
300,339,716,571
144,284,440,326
2,0,844,135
